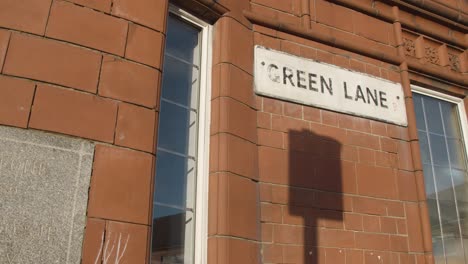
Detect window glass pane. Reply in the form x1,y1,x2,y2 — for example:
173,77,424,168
414,91,468,263
151,205,194,264
158,101,197,157
154,150,196,208
430,134,449,167
441,102,462,138
152,13,203,264
161,55,199,108
166,16,200,64
414,94,426,131
424,96,444,135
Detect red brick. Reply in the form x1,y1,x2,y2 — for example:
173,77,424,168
112,0,167,31
0,75,35,128
29,85,117,142
310,122,347,143
263,97,283,114
398,170,418,201
363,215,380,232
209,237,259,264
126,23,164,68
371,120,387,136
283,102,302,119
346,130,380,149
254,32,281,49
355,232,390,251
115,103,157,153
358,148,375,165
397,219,407,235
81,218,105,264
46,1,127,55
88,145,153,224
214,173,259,240
213,64,254,107
67,0,111,12
217,133,258,179
258,146,287,184
0,30,10,73
261,223,273,242
398,140,414,171
353,12,392,44
387,201,405,217
261,203,282,223
405,202,424,252
391,235,409,252
315,0,354,32
346,249,364,264
4,34,101,93
283,206,307,226
252,0,298,15
375,151,398,167
274,224,306,244
273,115,309,133
104,221,149,263
322,110,338,126
99,56,160,108
380,217,398,234
0,0,51,34
257,112,271,129
381,137,398,153
354,197,387,215
263,244,283,263
258,128,283,148
326,248,346,264
303,107,321,122
344,213,363,231
357,164,398,199
217,97,257,142
214,17,254,74
364,251,391,264
318,229,355,248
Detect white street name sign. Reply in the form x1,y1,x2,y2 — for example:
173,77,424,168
254,46,408,126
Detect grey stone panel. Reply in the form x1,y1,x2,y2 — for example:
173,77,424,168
0,126,95,264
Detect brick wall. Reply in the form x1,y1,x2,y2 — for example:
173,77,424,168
0,0,466,263
0,0,167,262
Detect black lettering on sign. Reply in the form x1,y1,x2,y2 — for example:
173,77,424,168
343,82,353,100
366,87,378,106
283,67,295,86
355,85,366,103
297,70,307,89
267,64,280,83
380,91,388,108
320,76,333,95
308,73,318,91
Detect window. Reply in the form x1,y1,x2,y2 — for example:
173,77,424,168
151,7,211,264
413,86,468,263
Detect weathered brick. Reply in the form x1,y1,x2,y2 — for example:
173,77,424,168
46,1,128,55
126,23,164,68
29,85,117,142
4,34,101,93
112,0,167,31
0,75,35,128
0,29,10,72
115,102,157,153
99,56,160,108
0,0,51,34
67,0,111,12
88,145,153,224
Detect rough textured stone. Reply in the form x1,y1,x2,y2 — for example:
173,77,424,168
0,126,94,264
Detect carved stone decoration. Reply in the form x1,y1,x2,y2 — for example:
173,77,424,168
0,126,94,264
448,53,460,72
424,46,440,65
402,38,416,57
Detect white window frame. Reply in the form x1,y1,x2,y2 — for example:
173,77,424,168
161,5,212,264
412,85,468,154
